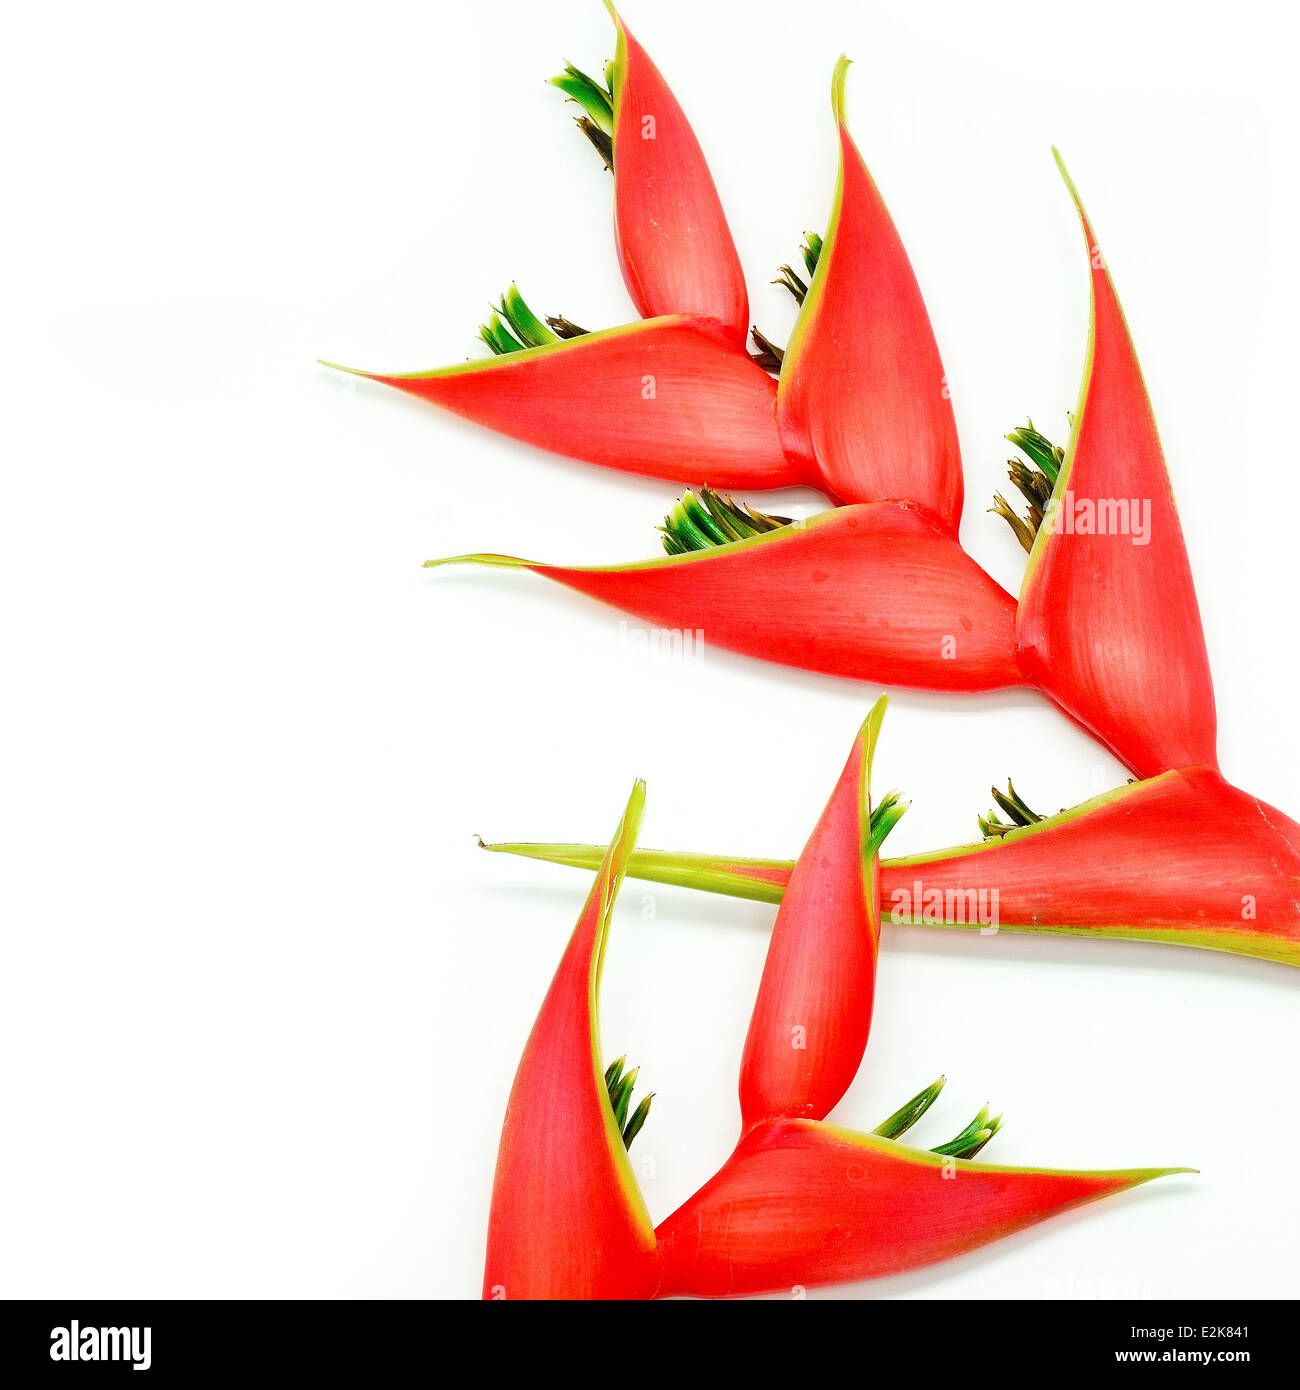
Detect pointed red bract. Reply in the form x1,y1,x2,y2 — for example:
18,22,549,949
432,503,1020,691
656,1118,1182,1297
778,60,963,527
882,767,1300,963
486,767,1300,966
482,784,657,1300
329,316,796,491
1016,157,1217,779
607,6,748,340
739,707,880,1128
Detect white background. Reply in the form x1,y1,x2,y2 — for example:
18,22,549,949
4,0,1299,1299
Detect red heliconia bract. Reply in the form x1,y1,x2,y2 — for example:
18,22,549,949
428,503,1021,692
606,3,749,340
482,782,658,1300
1016,155,1218,780
778,58,963,529
739,700,884,1128
326,316,795,491
654,1119,1183,1298
483,766,1300,967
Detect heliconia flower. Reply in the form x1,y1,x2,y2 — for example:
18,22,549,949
480,713,1191,1297
1012,154,1218,779
739,698,905,1128
645,700,1188,1296
325,24,977,510
482,781,659,1300
426,496,1021,692
653,1118,1188,1298
600,2,749,339
776,58,964,531
321,7,799,494
481,764,1300,967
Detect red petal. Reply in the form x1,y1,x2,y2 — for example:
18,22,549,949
327,315,796,491
433,503,1019,691
882,766,1300,964
739,705,881,1128
656,1118,1186,1297
607,6,748,339
1015,156,1217,779
777,60,963,527
482,784,657,1300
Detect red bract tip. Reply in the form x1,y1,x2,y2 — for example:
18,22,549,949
777,59,964,527
739,700,885,1128
429,503,1020,692
1016,154,1218,779
655,1118,1188,1297
606,5,749,340
482,782,658,1300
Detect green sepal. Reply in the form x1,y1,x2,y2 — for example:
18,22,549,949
931,1105,1005,1158
774,233,823,306
604,1054,652,1150
990,420,1066,551
867,790,909,858
749,326,785,374
801,231,824,277
478,313,526,356
978,780,1048,840
549,62,614,133
873,1075,947,1139
498,284,559,349
1007,421,1064,483
610,1067,639,1130
547,315,590,340
576,117,614,172
659,488,791,556
621,1093,653,1150
774,264,809,305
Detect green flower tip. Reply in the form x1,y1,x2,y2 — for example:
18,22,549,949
423,553,529,571
1051,145,1078,200
859,693,888,764
1051,148,1101,250
831,54,852,124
